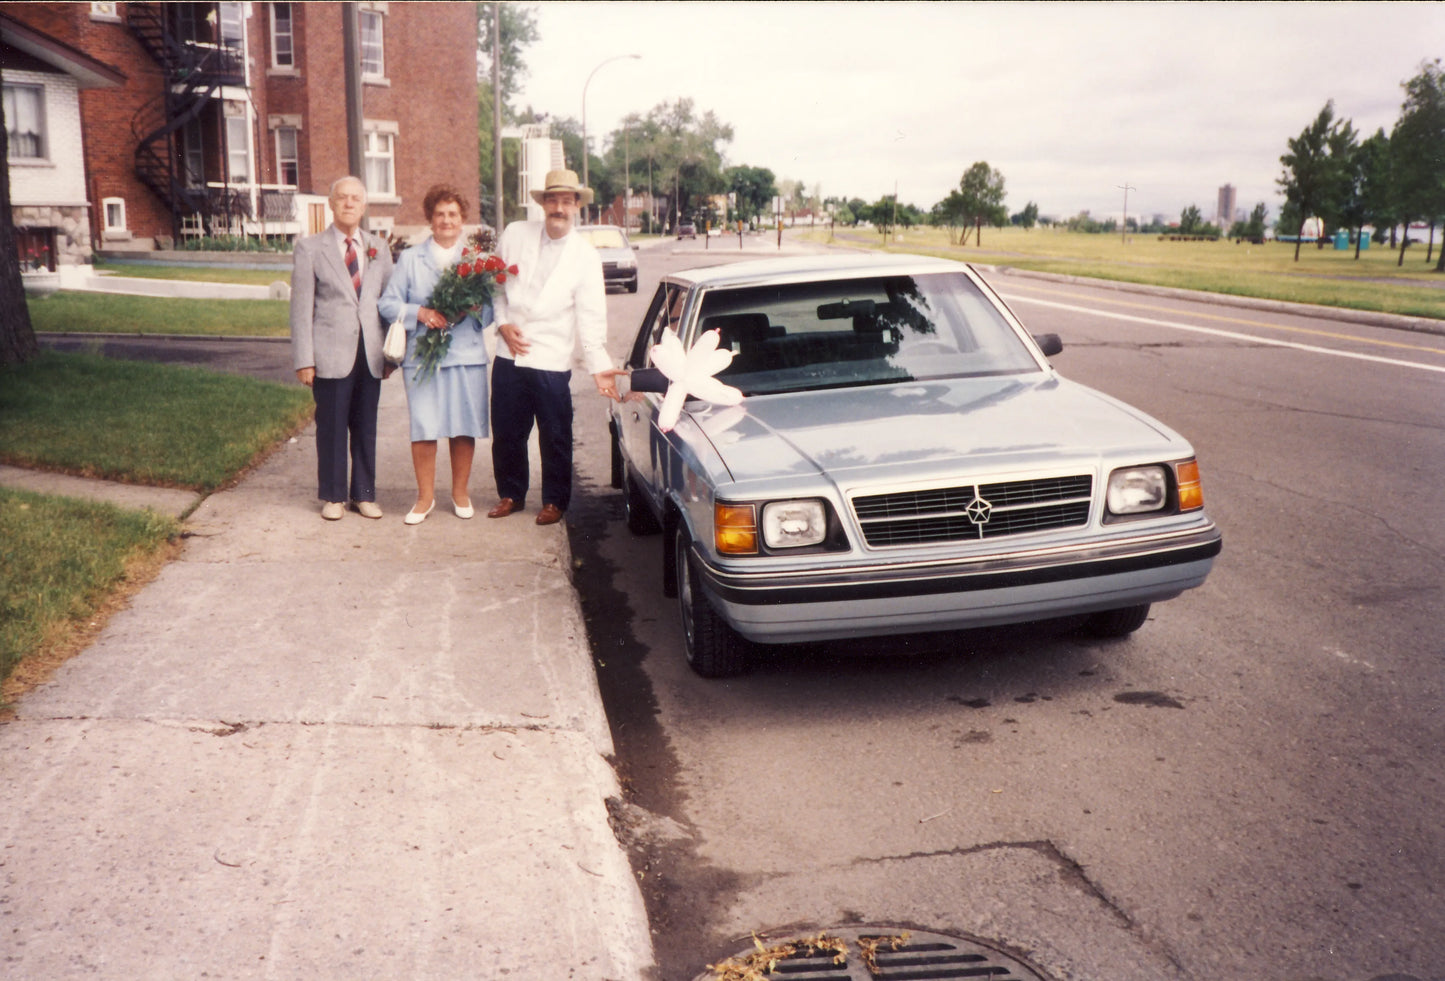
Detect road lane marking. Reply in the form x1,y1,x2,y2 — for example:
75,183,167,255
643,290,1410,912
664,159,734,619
1002,294,1445,375
998,283,1445,356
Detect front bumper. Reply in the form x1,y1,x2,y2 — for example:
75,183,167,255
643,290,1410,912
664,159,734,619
690,521,1222,643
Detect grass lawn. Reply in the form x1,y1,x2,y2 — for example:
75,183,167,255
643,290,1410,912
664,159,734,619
94,257,292,287
26,291,290,336
806,226,1445,321
0,487,177,691
0,350,313,491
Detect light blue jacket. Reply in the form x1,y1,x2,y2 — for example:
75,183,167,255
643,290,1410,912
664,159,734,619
378,237,491,369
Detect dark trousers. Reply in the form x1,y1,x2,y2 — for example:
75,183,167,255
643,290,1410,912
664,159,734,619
312,335,380,503
490,356,574,511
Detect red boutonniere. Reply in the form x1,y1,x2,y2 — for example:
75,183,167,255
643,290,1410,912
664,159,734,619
366,245,379,260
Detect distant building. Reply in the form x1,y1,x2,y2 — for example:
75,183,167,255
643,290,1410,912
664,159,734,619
1,1,479,261
501,123,564,223
1216,184,1237,229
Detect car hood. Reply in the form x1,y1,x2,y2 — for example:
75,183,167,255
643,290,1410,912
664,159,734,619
692,375,1183,487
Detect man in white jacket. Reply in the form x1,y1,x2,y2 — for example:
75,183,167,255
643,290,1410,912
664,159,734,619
488,169,619,526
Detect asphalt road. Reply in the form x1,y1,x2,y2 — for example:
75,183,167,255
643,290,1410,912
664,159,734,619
565,237,1445,980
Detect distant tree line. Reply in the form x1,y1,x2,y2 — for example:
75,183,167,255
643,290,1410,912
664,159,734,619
1277,59,1445,266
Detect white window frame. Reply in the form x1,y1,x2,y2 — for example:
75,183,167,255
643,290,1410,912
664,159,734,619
219,2,246,53
359,9,385,80
103,197,127,231
3,83,47,160
362,126,395,197
270,3,295,69
274,125,299,187
89,2,121,22
225,111,252,185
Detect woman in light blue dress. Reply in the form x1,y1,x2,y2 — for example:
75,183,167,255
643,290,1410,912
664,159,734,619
378,185,490,524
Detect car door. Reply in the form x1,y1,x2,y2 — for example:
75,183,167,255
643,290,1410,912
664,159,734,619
619,282,689,500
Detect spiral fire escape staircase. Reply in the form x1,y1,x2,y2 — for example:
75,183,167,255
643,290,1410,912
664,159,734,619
126,2,247,239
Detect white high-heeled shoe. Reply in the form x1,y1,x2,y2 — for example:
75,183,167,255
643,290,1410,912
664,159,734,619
403,501,436,525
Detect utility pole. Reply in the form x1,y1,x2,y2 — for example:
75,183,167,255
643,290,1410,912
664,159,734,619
1117,182,1135,244
342,4,365,193
492,3,503,231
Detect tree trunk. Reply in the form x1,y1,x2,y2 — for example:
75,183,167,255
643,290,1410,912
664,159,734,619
1426,222,1435,264
0,86,40,367
1398,223,1410,267
1294,216,1305,262
1354,225,1363,260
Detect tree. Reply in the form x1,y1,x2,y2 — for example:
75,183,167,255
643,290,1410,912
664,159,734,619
476,2,539,225
952,161,1007,246
1010,201,1039,229
1179,204,1203,235
1278,101,1352,261
1244,202,1269,243
1,85,39,366
1390,60,1445,270
726,165,776,225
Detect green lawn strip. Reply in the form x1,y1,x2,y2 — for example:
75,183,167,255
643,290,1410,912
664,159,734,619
809,228,1445,320
27,291,289,336
0,486,177,686
94,258,292,287
0,351,313,491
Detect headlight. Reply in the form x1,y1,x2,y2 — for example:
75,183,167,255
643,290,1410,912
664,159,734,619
761,500,827,548
617,254,637,268
1106,466,1168,515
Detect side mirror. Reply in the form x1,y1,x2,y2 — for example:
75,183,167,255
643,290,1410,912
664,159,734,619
1032,333,1063,357
627,366,669,393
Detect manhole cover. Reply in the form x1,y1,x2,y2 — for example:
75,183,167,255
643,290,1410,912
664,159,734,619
694,925,1052,980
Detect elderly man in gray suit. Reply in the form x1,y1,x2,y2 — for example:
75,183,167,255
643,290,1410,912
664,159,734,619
290,176,394,520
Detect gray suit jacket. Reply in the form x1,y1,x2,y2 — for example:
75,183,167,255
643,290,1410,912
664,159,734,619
290,226,394,379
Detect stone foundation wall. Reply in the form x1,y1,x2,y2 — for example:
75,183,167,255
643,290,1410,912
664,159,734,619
14,205,93,267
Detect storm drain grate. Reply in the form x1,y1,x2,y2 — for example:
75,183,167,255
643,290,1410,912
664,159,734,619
695,926,1052,981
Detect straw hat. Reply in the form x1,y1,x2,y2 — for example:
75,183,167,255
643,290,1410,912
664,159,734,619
529,168,594,207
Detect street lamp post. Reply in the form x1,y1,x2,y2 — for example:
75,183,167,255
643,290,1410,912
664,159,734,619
581,53,640,221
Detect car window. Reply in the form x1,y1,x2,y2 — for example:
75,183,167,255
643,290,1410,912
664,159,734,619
692,272,1040,396
578,227,627,249
626,283,687,369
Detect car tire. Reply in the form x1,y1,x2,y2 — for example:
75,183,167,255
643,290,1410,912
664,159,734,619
1082,603,1151,637
623,465,661,535
674,528,749,678
626,279,638,294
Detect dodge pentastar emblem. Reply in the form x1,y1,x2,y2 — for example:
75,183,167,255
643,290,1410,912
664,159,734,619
965,495,993,524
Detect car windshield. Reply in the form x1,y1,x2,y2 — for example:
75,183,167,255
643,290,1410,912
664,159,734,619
691,271,1041,396
578,227,627,249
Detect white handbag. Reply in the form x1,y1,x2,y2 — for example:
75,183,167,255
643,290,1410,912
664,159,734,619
383,318,406,364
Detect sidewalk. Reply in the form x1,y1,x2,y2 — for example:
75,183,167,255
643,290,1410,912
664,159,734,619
0,379,655,979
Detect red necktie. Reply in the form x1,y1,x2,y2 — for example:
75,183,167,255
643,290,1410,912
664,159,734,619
344,238,361,296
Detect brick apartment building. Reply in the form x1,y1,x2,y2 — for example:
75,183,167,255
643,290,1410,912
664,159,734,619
2,1,479,271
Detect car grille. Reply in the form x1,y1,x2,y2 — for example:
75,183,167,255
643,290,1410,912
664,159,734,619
852,474,1093,546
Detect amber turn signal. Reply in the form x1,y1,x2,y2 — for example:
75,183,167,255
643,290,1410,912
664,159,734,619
1175,459,1204,511
714,502,758,555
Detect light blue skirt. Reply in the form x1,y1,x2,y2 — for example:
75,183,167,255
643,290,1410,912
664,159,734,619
403,363,489,441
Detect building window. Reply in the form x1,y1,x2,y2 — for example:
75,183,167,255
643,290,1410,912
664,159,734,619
275,126,299,186
89,2,121,22
271,3,294,68
3,84,46,159
219,2,246,52
359,9,385,78
226,112,251,184
182,122,204,187
103,198,127,231
363,128,394,196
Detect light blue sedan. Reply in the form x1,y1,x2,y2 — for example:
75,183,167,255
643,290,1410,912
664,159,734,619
610,254,1221,677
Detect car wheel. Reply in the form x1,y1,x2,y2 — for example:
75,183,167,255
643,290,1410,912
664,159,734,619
626,279,638,294
623,465,661,535
1082,603,1151,637
674,528,749,678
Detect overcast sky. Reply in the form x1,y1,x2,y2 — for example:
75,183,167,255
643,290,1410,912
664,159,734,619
514,1,1444,224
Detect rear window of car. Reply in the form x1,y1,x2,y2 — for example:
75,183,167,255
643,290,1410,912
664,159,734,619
691,272,1041,396
578,227,627,249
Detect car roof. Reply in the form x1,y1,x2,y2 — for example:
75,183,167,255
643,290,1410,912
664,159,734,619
665,252,969,289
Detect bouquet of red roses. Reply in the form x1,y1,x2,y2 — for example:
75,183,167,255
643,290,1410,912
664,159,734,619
414,230,518,381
